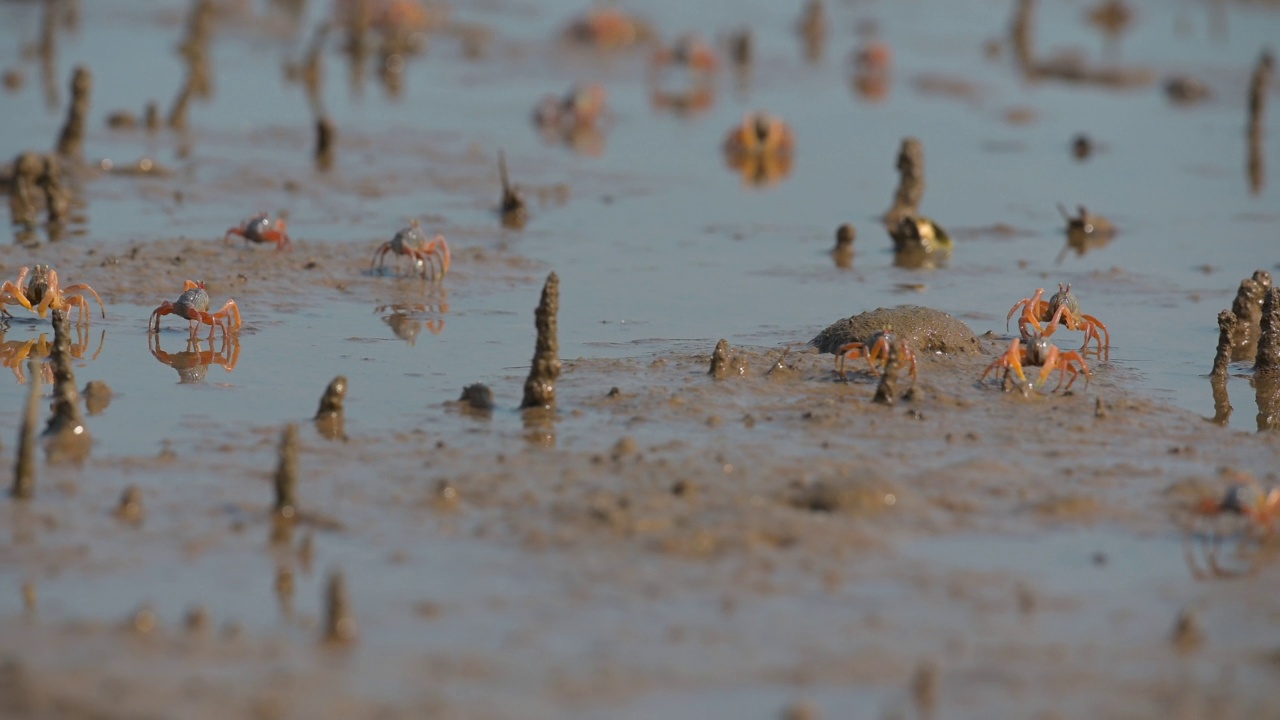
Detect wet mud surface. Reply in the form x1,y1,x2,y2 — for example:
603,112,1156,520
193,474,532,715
3,338,1280,719
2,1,1280,718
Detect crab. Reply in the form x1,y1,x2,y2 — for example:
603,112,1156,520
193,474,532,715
0,265,106,326
850,40,892,102
533,83,609,133
722,111,794,160
835,327,918,384
334,0,444,36
370,220,451,280
148,280,242,340
650,84,716,116
651,34,719,74
562,6,654,49
226,212,292,251
1006,283,1110,358
981,334,1092,392
1184,482,1280,579
722,112,796,186
648,34,718,117
1195,483,1280,531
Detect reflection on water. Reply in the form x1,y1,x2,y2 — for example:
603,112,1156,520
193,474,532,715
1054,205,1116,264
1183,530,1280,580
831,223,855,270
374,280,448,345
849,40,891,104
1256,374,1280,432
0,326,103,384
649,84,715,118
149,332,240,384
376,297,448,345
795,0,826,65
533,83,611,156
1009,0,1153,88
721,113,795,188
1208,280,1280,432
1246,50,1272,196
648,34,718,118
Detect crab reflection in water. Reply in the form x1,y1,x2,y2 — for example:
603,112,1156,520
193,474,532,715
149,332,241,384
721,112,795,187
648,34,718,118
0,325,105,384
377,300,448,346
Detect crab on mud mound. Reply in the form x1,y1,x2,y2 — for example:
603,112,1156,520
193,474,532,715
0,265,106,326
148,280,242,340
980,334,1092,392
835,327,918,385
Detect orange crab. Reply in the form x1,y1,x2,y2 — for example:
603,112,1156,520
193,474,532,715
835,327,917,384
651,33,719,74
981,335,1091,392
370,220,451,280
334,0,444,35
533,83,610,155
148,280,242,340
723,111,794,159
1006,283,1110,358
1195,483,1280,530
1185,482,1280,579
562,6,653,49
534,83,609,133
0,265,106,326
722,112,795,186
226,212,292,251
648,34,718,117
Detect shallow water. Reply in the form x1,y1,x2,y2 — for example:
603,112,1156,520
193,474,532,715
2,0,1280,716
2,0,1277,438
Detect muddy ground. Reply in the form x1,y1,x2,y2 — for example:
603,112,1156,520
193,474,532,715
2,235,1280,719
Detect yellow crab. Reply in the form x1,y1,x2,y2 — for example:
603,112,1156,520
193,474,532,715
0,265,106,326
